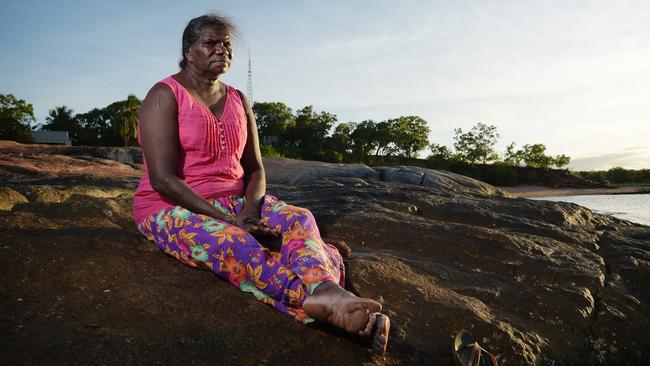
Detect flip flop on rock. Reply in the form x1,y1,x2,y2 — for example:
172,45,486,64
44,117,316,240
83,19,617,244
372,313,390,355
454,331,498,366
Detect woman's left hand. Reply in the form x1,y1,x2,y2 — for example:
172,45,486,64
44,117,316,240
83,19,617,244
233,212,280,238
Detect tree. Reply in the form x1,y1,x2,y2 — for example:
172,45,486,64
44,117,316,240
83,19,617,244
503,142,524,166
606,167,632,184
519,144,553,168
552,154,571,168
579,170,607,184
104,95,141,146
374,120,397,159
328,122,355,157
0,94,35,143
453,122,500,164
120,95,140,147
252,102,295,144
42,105,77,133
389,115,430,158
285,105,336,160
349,120,379,163
504,142,571,169
75,108,112,146
428,143,453,161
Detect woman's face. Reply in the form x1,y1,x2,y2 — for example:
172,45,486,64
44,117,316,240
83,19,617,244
186,25,233,76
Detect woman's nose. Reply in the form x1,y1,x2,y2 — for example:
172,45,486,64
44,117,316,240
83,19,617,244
214,43,227,54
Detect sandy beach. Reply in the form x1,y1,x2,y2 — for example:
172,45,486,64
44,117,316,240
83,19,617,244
500,185,650,198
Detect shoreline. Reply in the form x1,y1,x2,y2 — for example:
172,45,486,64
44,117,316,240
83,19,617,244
499,185,650,198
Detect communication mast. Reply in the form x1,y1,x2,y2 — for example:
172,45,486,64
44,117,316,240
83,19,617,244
246,46,253,103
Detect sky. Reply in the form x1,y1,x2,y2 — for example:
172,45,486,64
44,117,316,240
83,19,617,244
1,0,649,170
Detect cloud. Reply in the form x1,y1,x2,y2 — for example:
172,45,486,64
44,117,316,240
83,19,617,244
570,147,650,170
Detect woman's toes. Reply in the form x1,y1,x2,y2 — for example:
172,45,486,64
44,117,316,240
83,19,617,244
358,312,375,336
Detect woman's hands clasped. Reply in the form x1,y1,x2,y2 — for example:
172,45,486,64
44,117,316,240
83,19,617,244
229,211,282,249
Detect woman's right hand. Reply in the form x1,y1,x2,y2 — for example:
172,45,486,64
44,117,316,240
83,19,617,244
232,214,280,238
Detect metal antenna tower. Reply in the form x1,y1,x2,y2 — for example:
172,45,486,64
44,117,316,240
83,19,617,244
246,46,253,103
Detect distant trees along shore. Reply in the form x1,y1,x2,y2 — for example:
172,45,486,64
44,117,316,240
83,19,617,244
3,92,647,186
0,93,140,147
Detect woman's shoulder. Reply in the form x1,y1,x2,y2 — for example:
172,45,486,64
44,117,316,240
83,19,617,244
226,85,248,109
141,78,179,111
146,80,176,99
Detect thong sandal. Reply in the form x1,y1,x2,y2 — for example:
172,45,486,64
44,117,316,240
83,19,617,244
454,331,498,366
372,313,390,356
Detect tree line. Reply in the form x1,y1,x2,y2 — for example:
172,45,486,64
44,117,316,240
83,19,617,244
0,93,140,147
253,102,570,170
578,168,650,185
1,93,570,169
253,102,430,163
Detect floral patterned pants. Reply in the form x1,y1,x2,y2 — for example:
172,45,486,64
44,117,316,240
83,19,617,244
138,194,345,322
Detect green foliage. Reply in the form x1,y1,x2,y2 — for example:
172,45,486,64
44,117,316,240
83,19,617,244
106,95,141,147
373,120,396,159
479,163,519,186
30,96,141,147
428,143,454,161
0,94,35,143
606,167,633,184
578,170,608,184
259,144,285,158
285,105,337,160
520,143,553,168
349,120,379,162
4,90,583,186
253,102,295,143
388,115,430,158
75,108,112,146
503,142,523,166
453,122,500,164
329,122,355,156
321,149,344,163
577,167,650,185
504,142,570,169
42,106,77,137
552,154,571,168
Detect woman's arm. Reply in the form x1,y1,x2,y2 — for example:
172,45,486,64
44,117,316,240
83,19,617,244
139,83,235,223
236,90,266,220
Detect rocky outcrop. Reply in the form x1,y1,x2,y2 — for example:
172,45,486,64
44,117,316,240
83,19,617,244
1,142,648,365
264,158,510,197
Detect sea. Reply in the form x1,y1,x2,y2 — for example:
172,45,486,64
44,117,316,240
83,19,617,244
530,194,650,227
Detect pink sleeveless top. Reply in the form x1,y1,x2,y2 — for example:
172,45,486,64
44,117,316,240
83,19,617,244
133,76,247,224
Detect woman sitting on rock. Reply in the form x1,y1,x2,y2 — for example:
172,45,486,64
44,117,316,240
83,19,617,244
132,13,390,354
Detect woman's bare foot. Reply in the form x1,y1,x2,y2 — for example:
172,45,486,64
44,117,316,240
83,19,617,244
303,282,390,355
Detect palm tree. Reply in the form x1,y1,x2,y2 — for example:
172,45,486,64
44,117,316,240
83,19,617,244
120,95,140,147
43,106,76,132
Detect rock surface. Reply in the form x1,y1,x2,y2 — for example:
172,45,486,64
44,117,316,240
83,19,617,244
1,141,649,365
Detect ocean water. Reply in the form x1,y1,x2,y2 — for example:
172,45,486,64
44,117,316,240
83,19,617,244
531,194,650,226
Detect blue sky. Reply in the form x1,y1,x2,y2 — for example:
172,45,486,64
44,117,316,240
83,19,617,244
1,0,649,170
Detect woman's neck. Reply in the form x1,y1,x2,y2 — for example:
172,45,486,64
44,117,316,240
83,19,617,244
181,67,220,94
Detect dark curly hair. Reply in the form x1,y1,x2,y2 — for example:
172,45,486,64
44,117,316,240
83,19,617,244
179,13,239,69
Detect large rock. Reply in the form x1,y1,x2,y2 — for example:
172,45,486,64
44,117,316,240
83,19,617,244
1,142,649,365
263,157,380,185
264,158,510,197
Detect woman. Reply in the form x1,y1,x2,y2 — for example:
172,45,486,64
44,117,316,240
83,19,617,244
133,13,390,354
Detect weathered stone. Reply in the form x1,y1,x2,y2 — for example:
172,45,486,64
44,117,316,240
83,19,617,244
0,186,28,210
263,157,379,185
1,141,648,365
